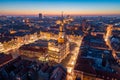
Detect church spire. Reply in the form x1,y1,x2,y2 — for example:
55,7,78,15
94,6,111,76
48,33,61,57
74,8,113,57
61,11,63,23
58,12,66,43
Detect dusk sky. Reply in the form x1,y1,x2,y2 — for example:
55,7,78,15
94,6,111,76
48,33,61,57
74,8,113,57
0,0,120,16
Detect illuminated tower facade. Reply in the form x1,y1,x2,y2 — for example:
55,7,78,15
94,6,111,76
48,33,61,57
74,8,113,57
58,13,66,43
48,13,70,63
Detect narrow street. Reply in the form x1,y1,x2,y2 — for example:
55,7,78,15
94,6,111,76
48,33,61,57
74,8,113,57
61,36,83,80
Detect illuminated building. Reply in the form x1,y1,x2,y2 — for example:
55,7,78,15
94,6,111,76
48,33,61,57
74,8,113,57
0,42,4,52
18,39,49,61
48,13,70,63
10,30,16,34
48,40,69,63
19,13,71,63
58,13,66,43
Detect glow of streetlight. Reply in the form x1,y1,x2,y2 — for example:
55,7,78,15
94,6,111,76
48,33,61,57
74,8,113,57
71,61,74,65
67,67,72,73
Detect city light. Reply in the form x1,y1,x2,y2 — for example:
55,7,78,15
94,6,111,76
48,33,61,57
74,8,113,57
0,0,120,80
71,61,74,65
67,67,72,73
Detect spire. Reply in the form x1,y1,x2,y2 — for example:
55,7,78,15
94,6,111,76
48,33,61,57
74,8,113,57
61,11,64,23
58,11,65,43
62,11,63,18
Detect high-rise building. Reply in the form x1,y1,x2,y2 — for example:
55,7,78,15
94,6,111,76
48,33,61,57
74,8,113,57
39,13,42,19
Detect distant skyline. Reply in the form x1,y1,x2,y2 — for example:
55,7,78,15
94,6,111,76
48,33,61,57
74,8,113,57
0,0,120,16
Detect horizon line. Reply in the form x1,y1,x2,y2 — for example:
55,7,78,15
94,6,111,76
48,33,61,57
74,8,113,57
1,14,120,17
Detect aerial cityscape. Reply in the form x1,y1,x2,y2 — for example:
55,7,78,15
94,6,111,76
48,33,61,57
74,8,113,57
0,0,120,80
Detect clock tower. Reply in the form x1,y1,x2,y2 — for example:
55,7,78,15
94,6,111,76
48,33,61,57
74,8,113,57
58,12,66,43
